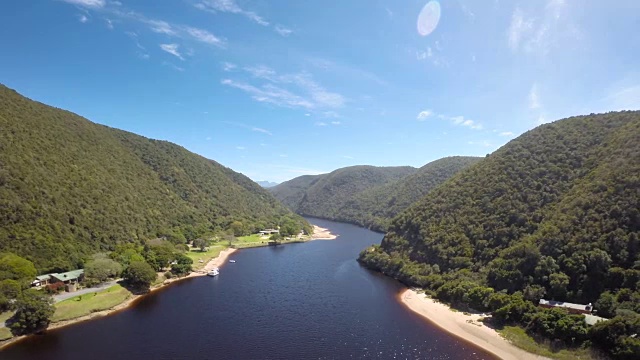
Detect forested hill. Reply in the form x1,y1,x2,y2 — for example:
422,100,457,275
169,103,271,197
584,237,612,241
338,157,481,231
0,85,309,272
270,165,417,224
359,111,640,358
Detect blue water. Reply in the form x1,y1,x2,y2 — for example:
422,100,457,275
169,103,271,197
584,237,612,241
1,218,495,359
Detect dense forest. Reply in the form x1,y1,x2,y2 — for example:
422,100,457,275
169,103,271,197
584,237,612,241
270,158,478,232
359,111,640,358
339,157,480,231
0,85,310,272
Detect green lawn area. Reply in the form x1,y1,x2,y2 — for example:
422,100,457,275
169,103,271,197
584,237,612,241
498,325,596,360
0,327,11,341
0,311,14,325
186,244,226,270
52,284,132,322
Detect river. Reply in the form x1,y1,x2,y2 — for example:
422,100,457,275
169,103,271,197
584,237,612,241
1,218,495,359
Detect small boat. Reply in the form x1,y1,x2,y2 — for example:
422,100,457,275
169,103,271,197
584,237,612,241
207,268,220,276
229,260,236,263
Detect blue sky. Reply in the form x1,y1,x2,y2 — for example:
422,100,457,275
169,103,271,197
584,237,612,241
1,0,639,183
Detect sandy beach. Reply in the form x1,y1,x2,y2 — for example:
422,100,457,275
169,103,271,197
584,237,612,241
310,225,338,240
400,289,548,360
0,247,237,350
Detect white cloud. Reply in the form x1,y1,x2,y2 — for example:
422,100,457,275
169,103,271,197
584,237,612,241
185,27,224,46
251,127,272,136
105,18,113,29
145,19,176,35
315,122,328,126
160,44,184,60
342,156,354,159
417,110,432,121
499,131,515,137
222,62,237,71
605,85,640,111
275,25,293,37
331,121,341,125
62,0,105,8
537,115,550,125
194,0,269,26
206,136,212,141
428,113,483,130
304,113,311,117
529,83,541,109
322,111,340,118
221,79,315,109
78,14,89,23
508,8,533,51
222,66,345,110
279,154,288,158
468,140,494,148
162,62,185,72
236,146,246,150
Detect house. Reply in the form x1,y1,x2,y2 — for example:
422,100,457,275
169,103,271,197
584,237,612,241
30,274,52,287
31,269,85,292
259,229,279,236
584,314,608,326
538,299,593,314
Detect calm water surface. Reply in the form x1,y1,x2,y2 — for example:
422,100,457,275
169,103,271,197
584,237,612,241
1,218,495,360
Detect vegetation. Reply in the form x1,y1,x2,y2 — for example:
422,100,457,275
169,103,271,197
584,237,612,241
52,284,131,322
270,165,415,223
84,255,122,284
359,112,640,359
0,84,310,273
338,157,480,231
0,253,40,313
122,260,156,290
271,159,478,232
8,289,55,335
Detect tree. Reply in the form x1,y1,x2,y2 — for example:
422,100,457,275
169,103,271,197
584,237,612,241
123,260,157,290
85,258,122,283
193,238,210,252
171,254,193,276
0,253,37,287
230,221,245,237
9,290,55,335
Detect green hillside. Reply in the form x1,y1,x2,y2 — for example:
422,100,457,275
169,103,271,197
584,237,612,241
360,111,640,358
0,85,309,272
271,165,417,224
339,157,481,231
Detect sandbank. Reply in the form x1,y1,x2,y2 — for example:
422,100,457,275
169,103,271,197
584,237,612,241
400,289,549,360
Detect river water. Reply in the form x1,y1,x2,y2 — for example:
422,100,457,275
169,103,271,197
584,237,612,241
1,218,495,359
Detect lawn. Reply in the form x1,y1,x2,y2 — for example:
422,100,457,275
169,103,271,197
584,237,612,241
0,327,11,341
0,311,14,325
498,325,597,360
52,284,132,322
186,244,226,270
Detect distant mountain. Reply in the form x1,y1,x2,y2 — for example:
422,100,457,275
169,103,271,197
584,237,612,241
270,158,479,232
256,180,279,188
0,85,309,272
339,157,481,231
269,166,413,226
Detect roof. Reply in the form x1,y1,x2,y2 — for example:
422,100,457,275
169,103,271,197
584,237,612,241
36,274,51,281
539,299,592,312
51,269,85,281
584,314,608,326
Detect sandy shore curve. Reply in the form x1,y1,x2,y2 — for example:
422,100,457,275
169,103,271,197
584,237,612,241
400,289,549,360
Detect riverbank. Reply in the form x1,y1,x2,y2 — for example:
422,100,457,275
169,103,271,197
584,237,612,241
400,289,549,360
0,247,237,350
310,225,338,240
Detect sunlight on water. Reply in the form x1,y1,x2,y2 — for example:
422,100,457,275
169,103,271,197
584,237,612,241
417,1,441,36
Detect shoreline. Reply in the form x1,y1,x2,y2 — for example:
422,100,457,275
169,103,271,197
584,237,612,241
310,225,338,240
0,247,237,351
399,289,548,360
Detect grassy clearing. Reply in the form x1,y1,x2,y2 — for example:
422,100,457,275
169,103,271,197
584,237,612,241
52,284,132,322
498,326,596,360
0,311,14,325
186,244,226,270
0,327,11,341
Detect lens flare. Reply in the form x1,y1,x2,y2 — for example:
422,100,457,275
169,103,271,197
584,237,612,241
417,1,441,36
